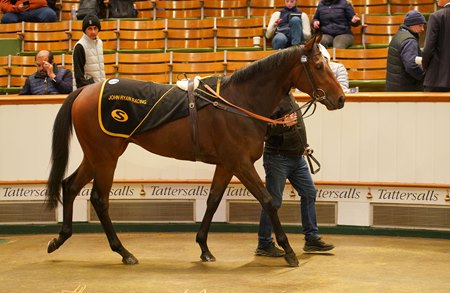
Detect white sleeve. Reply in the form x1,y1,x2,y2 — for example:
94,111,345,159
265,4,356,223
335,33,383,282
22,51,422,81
332,62,350,93
266,11,281,39
301,12,312,41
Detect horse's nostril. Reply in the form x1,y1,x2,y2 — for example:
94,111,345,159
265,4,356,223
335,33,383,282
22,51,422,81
338,96,345,108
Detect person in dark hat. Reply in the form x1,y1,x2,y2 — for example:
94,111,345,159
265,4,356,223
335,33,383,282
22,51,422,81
72,14,106,89
386,10,426,91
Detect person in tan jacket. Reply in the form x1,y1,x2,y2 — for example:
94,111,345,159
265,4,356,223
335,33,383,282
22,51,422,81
0,0,57,23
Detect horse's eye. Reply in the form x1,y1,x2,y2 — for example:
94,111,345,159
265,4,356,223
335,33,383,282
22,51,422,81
316,62,323,70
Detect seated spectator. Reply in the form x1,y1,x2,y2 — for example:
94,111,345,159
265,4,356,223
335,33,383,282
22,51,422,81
318,44,349,93
265,0,311,50
19,50,73,95
312,0,361,48
386,10,426,92
0,0,57,23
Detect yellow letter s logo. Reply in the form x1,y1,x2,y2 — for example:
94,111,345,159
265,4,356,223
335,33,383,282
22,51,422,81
111,109,128,122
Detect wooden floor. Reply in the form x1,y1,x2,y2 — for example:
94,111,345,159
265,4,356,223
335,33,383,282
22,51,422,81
0,232,449,293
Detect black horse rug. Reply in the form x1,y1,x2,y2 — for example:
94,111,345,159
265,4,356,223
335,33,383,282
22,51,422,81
98,77,222,138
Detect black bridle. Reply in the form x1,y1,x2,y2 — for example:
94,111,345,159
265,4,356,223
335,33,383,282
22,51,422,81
298,50,329,118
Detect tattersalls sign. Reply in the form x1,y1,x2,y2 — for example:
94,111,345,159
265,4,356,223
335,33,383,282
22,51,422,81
0,182,449,205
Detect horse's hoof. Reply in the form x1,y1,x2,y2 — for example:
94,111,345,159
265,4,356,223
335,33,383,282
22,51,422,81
122,254,139,265
200,252,216,262
47,238,58,254
284,252,299,267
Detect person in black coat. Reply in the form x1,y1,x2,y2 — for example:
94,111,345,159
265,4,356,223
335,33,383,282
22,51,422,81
422,0,450,92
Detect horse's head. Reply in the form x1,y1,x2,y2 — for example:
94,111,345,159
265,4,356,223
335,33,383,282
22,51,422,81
294,33,345,110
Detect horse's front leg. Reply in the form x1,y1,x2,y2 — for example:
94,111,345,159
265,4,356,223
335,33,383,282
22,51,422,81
90,170,138,265
236,165,299,267
48,161,92,253
197,165,233,262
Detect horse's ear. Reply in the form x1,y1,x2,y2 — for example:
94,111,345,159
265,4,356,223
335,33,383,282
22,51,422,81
315,32,323,44
304,32,323,52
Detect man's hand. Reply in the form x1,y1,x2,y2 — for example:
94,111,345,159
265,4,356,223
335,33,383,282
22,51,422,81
313,20,320,30
274,18,282,27
42,61,56,79
351,15,360,23
17,3,30,11
283,112,297,127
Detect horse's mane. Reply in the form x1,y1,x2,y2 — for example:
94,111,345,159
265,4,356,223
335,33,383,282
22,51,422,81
222,45,304,87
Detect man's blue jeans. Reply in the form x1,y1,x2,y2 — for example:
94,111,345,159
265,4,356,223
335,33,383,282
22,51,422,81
258,152,319,249
271,16,303,50
1,7,57,23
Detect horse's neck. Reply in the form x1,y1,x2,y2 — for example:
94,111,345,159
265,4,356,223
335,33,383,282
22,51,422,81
229,75,292,117
233,49,299,115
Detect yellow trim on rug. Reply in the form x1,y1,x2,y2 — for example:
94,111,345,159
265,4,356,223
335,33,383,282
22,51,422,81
97,79,131,138
129,86,177,137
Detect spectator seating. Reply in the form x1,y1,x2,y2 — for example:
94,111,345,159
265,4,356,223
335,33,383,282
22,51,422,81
60,1,79,21
115,19,166,53
17,22,71,55
0,0,441,94
53,53,73,70
299,0,319,15
134,0,153,19
4,55,36,93
0,22,22,39
0,56,9,94
361,14,404,48
203,0,249,18
224,50,275,75
170,51,225,81
389,0,437,15
165,19,215,52
352,0,389,15
152,0,203,19
332,47,388,91
0,46,392,93
0,67,8,94
104,53,118,78
216,18,266,51
35,0,440,21
115,52,171,83
249,0,285,17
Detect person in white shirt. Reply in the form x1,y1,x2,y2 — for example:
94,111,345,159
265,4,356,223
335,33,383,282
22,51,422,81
318,44,350,93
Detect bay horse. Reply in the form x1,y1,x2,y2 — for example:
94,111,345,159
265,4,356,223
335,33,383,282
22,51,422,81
46,34,344,267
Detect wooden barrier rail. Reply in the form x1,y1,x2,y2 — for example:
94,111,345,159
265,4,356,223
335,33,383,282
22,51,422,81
1,92,450,105
1,91,450,189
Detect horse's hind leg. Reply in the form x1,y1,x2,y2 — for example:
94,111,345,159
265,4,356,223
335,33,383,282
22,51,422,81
48,158,93,253
196,165,233,262
89,166,138,265
236,164,299,267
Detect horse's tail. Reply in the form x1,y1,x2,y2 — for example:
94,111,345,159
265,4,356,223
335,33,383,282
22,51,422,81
46,88,84,209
